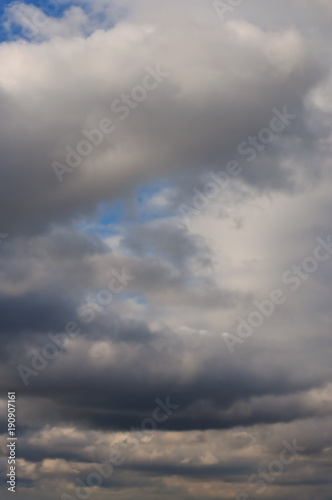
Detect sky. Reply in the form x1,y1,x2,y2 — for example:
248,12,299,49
1,0,332,499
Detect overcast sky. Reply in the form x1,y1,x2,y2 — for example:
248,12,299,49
1,1,332,499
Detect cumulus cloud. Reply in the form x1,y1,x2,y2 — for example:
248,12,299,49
1,1,332,499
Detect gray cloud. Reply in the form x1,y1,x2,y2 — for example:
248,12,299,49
1,1,332,499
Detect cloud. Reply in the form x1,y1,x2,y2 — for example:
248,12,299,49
1,1,332,499
0,1,324,234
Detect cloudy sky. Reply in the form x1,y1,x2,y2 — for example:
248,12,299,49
1,0,332,499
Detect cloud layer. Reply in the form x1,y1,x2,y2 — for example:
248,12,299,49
1,1,332,499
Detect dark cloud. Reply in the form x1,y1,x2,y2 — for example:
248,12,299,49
1,1,332,499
